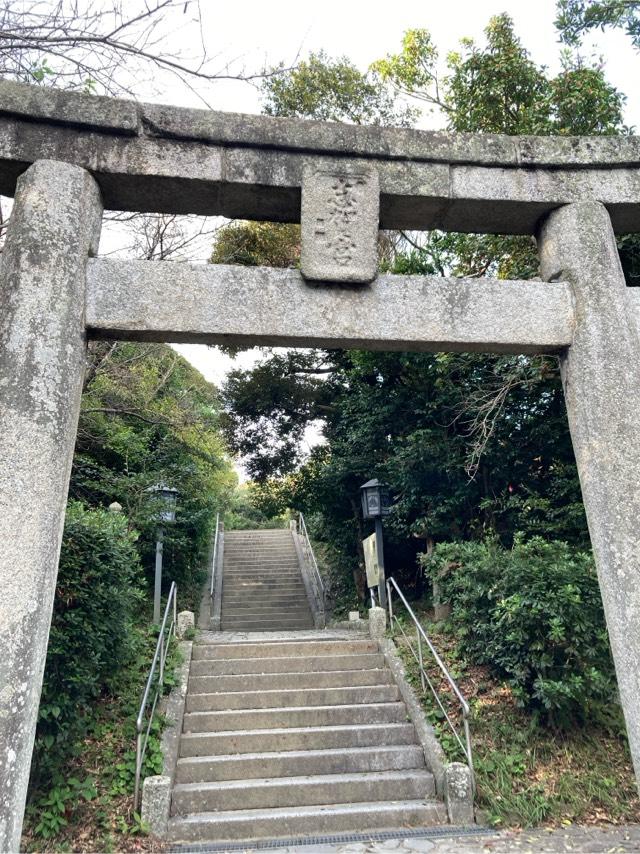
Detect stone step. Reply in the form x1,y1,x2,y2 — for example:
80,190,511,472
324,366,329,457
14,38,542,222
224,547,297,553
183,701,407,732
220,604,311,615
179,722,419,757
185,684,400,712
222,588,306,596
224,556,298,561
188,668,393,694
220,600,310,610
219,612,313,622
220,620,315,632
224,532,291,537
224,565,299,570
189,652,385,676
224,551,296,556
167,799,446,843
192,639,377,660
221,592,308,601
222,585,307,592
223,569,303,576
171,769,435,814
222,584,307,594
222,577,306,585
219,613,313,624
222,593,308,601
176,744,425,783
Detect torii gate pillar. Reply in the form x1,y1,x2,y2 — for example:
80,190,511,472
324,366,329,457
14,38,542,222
0,160,102,853
539,201,640,781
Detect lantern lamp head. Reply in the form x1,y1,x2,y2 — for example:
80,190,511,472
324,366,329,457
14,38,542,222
360,478,392,520
147,483,179,523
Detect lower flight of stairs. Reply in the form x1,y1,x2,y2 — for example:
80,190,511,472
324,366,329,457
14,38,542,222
220,529,314,631
167,636,447,844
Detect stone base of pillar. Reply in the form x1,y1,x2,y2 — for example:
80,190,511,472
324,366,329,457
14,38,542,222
368,606,387,640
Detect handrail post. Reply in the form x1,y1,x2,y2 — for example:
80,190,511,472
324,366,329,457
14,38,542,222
172,585,177,637
134,730,143,810
417,626,426,692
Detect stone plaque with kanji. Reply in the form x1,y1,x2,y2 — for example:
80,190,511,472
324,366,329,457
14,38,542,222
301,166,380,283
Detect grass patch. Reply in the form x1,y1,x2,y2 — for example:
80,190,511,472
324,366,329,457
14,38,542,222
21,624,182,853
391,608,640,829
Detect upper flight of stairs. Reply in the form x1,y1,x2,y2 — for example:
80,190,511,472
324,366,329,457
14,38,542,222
168,636,446,844
220,529,314,631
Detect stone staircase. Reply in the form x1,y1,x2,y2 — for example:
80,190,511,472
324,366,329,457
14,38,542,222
220,529,314,631
167,635,447,844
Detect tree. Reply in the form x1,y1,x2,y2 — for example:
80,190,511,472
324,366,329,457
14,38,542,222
0,0,268,96
0,0,277,248
556,0,640,50
74,341,237,595
218,18,628,599
262,50,416,126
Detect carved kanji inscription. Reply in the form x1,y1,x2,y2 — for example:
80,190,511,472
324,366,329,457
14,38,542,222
301,167,380,283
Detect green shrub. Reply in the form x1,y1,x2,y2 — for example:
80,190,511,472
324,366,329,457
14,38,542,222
31,502,144,785
421,537,616,725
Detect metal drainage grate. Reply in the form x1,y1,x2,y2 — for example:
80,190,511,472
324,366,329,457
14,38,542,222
171,825,493,853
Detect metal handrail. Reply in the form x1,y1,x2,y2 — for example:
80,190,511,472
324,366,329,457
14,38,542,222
134,581,177,810
386,576,474,787
298,512,325,607
209,512,221,599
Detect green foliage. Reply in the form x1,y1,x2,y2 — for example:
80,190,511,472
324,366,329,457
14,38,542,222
374,13,626,136
220,16,635,608
263,50,416,126
224,484,289,529
221,350,335,479
27,775,97,839
33,503,143,782
210,221,300,267
556,0,640,50
421,538,616,724
73,342,237,609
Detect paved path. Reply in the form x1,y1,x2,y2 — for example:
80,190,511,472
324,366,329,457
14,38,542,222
229,825,640,854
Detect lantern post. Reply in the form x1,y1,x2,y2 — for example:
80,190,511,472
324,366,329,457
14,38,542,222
360,479,392,609
147,484,179,625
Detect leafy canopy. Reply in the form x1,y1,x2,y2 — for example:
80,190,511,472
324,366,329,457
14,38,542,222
556,0,640,50
262,50,416,126
373,13,626,135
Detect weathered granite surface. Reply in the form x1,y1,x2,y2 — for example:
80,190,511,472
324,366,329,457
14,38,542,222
368,607,387,640
0,160,102,853
85,259,576,355
2,81,640,231
538,201,640,787
301,166,380,283
176,611,195,639
444,763,475,825
3,79,640,166
141,775,171,836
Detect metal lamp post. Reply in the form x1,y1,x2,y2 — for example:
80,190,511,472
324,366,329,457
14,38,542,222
148,484,178,625
360,479,392,609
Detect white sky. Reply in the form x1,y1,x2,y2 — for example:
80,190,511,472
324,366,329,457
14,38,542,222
97,0,639,474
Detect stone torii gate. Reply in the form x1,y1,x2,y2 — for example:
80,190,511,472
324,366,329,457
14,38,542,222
1,79,640,849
